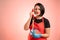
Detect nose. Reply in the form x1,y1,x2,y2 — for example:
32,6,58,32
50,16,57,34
36,11,39,14
35,9,39,14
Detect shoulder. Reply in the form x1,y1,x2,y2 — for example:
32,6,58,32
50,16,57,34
43,17,50,24
43,17,49,22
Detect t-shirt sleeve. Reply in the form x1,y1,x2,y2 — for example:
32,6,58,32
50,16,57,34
29,17,34,26
44,18,50,28
29,18,33,29
29,18,32,26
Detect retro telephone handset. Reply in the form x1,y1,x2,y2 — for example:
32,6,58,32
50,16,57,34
32,9,36,20
31,9,36,28
30,9,42,38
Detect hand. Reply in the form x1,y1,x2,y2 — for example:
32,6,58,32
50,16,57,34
33,33,42,38
30,29,41,35
30,29,42,38
30,9,37,18
29,9,34,18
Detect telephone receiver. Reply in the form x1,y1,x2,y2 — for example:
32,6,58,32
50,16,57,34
32,9,36,19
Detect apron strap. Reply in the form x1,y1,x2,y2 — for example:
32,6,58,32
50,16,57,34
42,17,44,23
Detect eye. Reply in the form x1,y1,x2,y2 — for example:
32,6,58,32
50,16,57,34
39,9,40,10
34,8,40,10
34,8,37,10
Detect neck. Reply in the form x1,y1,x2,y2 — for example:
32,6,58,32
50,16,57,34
36,16,43,19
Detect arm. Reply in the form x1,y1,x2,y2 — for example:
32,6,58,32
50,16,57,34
41,18,50,38
24,10,34,30
30,28,50,38
41,28,50,38
24,17,32,30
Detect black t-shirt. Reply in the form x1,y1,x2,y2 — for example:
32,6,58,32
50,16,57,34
30,17,50,28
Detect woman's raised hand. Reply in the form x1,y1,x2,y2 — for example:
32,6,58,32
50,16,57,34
29,9,34,18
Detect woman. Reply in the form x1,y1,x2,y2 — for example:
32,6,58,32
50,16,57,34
24,3,50,40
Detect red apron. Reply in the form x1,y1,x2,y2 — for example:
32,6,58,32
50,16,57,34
28,17,47,40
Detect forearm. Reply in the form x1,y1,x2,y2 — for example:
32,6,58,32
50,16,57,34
41,33,50,38
24,17,32,30
41,28,50,38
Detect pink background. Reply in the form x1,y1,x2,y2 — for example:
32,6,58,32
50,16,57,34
0,0,60,40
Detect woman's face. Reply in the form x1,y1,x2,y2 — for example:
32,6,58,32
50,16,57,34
34,5,41,16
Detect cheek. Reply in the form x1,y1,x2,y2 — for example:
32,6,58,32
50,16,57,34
34,10,36,12
37,10,41,14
